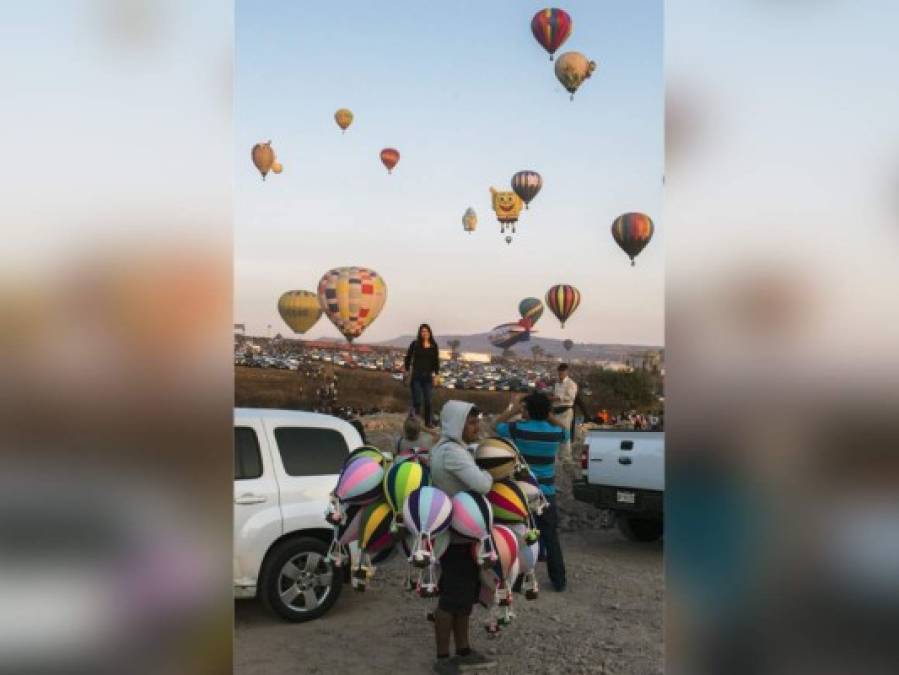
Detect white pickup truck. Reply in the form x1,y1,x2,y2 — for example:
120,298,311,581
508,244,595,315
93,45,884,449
234,408,363,621
572,428,664,542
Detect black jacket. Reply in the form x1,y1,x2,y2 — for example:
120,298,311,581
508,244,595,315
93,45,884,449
404,340,440,376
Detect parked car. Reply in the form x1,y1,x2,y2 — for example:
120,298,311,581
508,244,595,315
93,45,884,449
572,428,663,542
234,408,363,621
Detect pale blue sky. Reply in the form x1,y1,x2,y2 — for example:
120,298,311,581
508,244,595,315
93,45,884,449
235,0,663,345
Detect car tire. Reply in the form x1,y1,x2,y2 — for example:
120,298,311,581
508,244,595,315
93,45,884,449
617,516,663,542
260,537,342,622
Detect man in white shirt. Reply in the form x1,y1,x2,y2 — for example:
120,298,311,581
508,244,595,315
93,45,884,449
551,363,578,464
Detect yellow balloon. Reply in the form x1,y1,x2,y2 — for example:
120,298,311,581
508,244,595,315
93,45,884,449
490,187,524,230
272,162,283,174
554,52,597,100
277,290,322,334
251,141,275,180
334,108,354,133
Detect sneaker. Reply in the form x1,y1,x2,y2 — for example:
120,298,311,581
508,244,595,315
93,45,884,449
433,657,459,674
453,649,497,671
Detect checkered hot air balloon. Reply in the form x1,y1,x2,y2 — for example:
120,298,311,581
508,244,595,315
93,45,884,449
611,212,655,266
545,284,581,328
317,267,387,344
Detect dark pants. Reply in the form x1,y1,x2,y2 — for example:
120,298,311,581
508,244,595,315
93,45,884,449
410,375,433,425
536,494,566,588
438,543,479,615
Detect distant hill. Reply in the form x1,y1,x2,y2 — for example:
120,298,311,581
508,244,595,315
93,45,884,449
374,333,663,361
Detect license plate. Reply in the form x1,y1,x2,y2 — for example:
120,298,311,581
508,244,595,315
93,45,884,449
616,490,636,504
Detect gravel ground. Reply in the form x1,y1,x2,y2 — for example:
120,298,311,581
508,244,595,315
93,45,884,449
235,414,663,675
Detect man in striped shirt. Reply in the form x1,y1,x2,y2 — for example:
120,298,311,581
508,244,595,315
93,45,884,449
493,392,569,592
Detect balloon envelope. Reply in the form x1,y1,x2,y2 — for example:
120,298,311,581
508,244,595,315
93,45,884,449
488,322,531,350
611,212,655,265
554,52,596,98
475,437,520,480
511,171,543,208
251,141,275,179
334,456,385,505
384,460,430,516
545,284,581,328
359,501,395,556
563,339,574,352
317,267,387,343
462,207,477,233
334,108,354,131
518,298,544,329
403,486,453,536
277,290,322,334
487,479,530,524
380,148,400,174
531,8,573,60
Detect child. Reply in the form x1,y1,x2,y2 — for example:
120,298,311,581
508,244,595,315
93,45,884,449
396,414,435,457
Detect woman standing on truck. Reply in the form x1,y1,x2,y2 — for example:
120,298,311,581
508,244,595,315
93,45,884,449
403,323,440,428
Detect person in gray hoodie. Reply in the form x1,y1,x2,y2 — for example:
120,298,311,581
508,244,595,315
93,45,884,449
428,400,497,673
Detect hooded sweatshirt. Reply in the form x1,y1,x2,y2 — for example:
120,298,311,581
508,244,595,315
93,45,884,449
429,400,493,499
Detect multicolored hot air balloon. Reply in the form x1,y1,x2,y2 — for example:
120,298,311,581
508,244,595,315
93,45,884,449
384,459,430,531
344,445,388,469
531,8,573,61
353,500,396,589
611,212,655,266
545,284,581,328
563,338,574,352
451,491,497,568
554,52,596,100
277,290,322,334
317,267,387,343
488,322,531,350
330,455,385,520
403,486,453,568
334,108,354,133
487,479,530,525
380,148,400,174
518,297,544,330
511,171,543,209
462,207,477,234
490,187,524,234
475,437,521,480
251,141,275,180
491,524,519,584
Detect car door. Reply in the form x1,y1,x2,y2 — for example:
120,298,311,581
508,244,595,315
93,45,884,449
234,419,282,590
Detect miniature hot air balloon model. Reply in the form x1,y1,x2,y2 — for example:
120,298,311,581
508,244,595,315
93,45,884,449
277,290,322,334
611,212,655,266
251,141,275,180
545,284,581,328
531,8,573,61
403,486,453,570
380,148,400,174
462,207,477,234
511,171,543,209
334,108,354,134
554,52,596,100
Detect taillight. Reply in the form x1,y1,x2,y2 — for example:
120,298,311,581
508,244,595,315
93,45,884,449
581,445,589,470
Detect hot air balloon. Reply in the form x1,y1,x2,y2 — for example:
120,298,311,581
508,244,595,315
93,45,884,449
554,52,596,100
545,284,581,328
510,522,540,600
277,290,322,334
485,524,520,628
403,486,454,569
489,187,524,234
271,162,283,174
511,171,543,209
611,212,655,266
451,491,497,568
475,437,521,480
563,338,574,352
488,322,531,350
251,141,275,180
325,454,385,527
343,445,388,469
486,479,530,525
462,207,477,234
531,8,572,61
518,297,544,329
334,108,354,133
380,148,400,174
384,459,430,531
505,235,513,245
353,501,396,589
317,267,387,344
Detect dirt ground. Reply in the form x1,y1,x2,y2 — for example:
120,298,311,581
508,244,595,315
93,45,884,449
235,414,663,675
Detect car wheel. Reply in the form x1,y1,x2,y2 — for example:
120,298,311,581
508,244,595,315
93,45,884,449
617,516,663,542
260,537,342,622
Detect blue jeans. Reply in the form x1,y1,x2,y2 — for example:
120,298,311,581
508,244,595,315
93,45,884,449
536,494,566,588
410,375,433,425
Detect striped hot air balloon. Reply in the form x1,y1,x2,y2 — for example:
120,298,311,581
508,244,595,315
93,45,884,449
380,148,400,174
343,445,387,469
518,297,544,329
491,524,520,585
611,212,655,266
384,459,430,530
403,486,454,568
531,8,573,61
475,437,521,480
333,456,385,506
545,284,581,328
511,171,543,209
277,290,322,334
359,501,395,558
451,491,497,567
317,267,387,343
486,479,530,524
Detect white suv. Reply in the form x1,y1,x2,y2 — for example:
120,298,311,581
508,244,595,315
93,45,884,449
234,408,362,621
